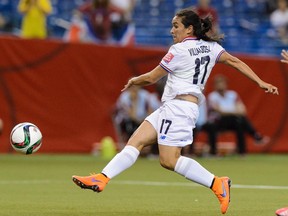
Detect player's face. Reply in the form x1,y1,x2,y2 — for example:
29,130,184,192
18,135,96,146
170,16,192,43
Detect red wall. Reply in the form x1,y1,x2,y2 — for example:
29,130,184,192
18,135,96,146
0,37,287,153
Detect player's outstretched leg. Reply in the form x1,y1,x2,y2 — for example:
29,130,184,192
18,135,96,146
211,176,231,214
72,145,140,192
72,173,110,193
173,156,231,214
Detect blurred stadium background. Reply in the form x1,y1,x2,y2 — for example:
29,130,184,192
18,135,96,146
0,0,287,55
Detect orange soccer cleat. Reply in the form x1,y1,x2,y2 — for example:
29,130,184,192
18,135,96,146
72,173,110,193
211,176,231,214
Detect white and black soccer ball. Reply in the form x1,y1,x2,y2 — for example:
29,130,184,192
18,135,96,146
10,122,42,154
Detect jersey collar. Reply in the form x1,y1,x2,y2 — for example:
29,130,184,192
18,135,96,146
182,36,198,42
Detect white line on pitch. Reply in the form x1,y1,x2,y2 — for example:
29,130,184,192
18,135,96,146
112,180,288,190
0,179,287,190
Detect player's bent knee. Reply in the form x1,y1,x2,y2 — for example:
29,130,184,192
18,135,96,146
126,139,147,151
159,156,176,171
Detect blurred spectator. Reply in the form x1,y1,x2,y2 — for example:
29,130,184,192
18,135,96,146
78,0,113,44
270,0,288,44
206,75,269,155
0,13,13,33
17,0,52,39
109,0,135,46
193,0,219,34
63,10,90,42
0,14,6,30
113,86,160,148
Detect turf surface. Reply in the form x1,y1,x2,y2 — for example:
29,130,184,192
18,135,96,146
0,154,287,216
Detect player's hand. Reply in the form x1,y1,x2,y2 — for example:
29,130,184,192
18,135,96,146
121,78,135,92
281,50,288,64
259,81,279,95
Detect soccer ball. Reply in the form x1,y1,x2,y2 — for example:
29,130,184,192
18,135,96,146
10,122,42,154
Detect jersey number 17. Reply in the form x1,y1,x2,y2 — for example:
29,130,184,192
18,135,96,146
193,56,210,85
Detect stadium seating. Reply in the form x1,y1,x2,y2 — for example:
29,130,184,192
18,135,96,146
0,0,286,56
133,0,285,56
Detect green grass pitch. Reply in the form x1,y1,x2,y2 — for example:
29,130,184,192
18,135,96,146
0,154,287,216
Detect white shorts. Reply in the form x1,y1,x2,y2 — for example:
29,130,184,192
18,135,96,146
145,99,199,147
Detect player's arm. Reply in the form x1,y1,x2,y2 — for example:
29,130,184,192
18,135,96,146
122,65,167,91
218,52,279,95
281,50,288,64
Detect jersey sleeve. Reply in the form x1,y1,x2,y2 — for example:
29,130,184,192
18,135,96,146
213,43,225,63
159,45,181,73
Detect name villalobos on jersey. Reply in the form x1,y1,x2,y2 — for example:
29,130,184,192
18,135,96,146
188,45,211,56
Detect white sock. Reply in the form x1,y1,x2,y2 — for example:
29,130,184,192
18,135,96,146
102,145,140,179
174,156,214,188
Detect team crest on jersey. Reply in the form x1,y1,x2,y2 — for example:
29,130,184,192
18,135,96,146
163,52,174,63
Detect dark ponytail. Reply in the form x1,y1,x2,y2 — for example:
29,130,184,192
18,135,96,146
176,8,224,44
201,17,213,35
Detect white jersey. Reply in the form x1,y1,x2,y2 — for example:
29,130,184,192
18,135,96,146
160,37,225,104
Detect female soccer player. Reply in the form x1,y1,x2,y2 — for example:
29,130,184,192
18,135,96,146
72,8,278,214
